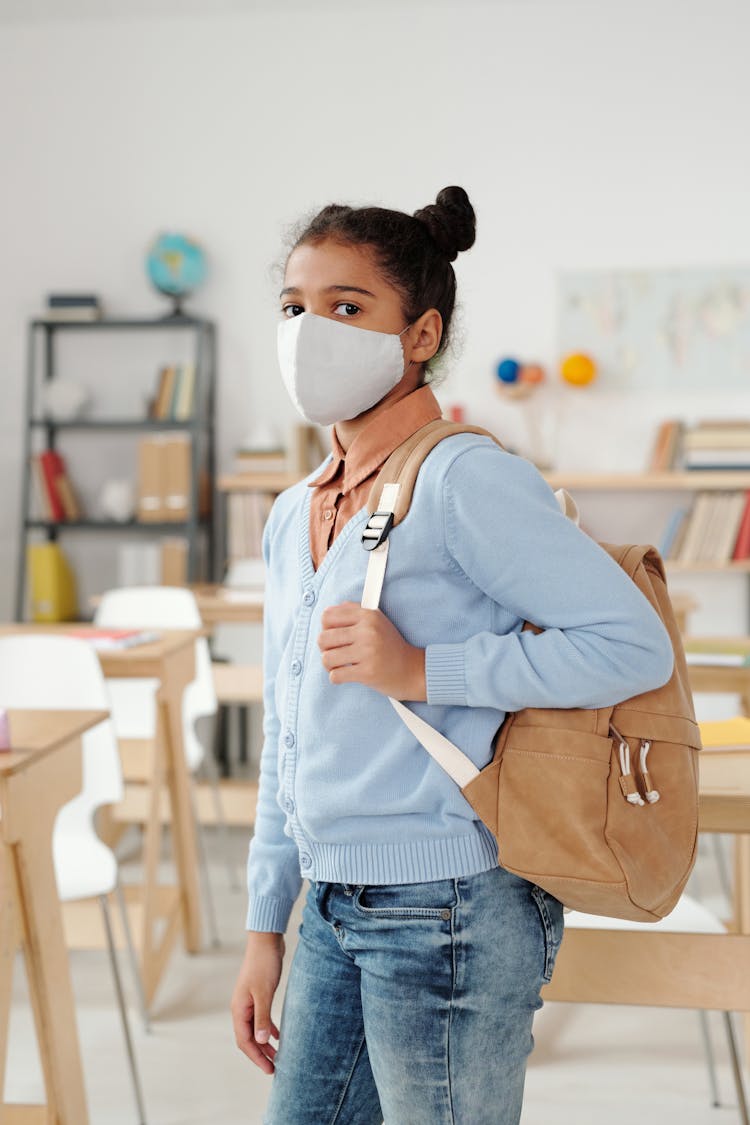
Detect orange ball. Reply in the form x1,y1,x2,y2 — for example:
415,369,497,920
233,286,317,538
519,364,546,385
560,352,597,387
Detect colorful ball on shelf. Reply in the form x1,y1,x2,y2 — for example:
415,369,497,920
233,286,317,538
560,352,597,387
519,364,546,385
496,358,521,384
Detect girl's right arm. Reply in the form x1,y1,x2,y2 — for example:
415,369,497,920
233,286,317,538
231,503,302,1070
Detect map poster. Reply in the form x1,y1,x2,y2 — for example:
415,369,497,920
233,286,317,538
557,267,750,391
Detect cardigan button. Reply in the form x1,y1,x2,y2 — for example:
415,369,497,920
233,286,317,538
302,589,316,607
284,731,295,749
285,797,295,814
290,659,302,676
300,853,312,868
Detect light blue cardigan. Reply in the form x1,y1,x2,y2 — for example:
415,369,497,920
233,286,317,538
246,434,674,932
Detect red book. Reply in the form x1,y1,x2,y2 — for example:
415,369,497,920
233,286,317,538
66,628,161,651
37,450,66,521
732,491,750,560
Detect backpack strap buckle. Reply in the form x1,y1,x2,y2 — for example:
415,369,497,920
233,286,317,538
361,510,395,551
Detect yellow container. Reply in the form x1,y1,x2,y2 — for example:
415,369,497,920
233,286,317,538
27,542,78,622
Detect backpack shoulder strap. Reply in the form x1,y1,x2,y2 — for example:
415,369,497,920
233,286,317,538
366,420,502,527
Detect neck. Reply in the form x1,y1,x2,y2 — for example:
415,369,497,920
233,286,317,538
335,367,425,453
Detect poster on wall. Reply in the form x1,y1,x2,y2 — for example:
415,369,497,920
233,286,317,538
558,266,750,391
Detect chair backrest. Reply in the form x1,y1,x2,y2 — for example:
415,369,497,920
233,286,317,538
95,587,217,764
0,634,123,810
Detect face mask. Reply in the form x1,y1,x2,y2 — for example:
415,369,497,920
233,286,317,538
277,312,411,427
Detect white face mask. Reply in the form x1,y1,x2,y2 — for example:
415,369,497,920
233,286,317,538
277,312,411,427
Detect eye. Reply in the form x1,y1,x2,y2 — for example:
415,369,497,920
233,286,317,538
334,302,361,317
282,304,304,318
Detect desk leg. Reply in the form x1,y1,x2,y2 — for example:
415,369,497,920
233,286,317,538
0,848,17,1107
734,835,750,1067
2,741,89,1124
158,645,202,953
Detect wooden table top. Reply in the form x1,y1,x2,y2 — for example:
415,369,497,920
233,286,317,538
188,584,264,625
0,709,109,776
0,624,204,677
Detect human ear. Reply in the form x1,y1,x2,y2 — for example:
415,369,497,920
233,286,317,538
406,309,443,365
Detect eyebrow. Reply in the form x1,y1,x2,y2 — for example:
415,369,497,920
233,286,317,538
279,284,377,299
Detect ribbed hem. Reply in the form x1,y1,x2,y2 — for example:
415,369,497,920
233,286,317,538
246,895,296,933
425,642,468,706
306,826,498,886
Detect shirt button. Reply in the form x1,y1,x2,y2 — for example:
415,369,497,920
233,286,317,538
290,659,302,676
300,853,312,868
284,731,295,748
285,797,295,814
323,509,333,521
302,589,316,607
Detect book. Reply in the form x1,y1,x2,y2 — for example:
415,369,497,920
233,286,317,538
684,429,750,450
699,716,750,750
164,435,191,520
44,307,101,322
37,450,66,521
235,448,289,472
173,362,196,420
685,651,750,667
659,506,691,558
732,493,750,560
684,448,750,469
47,293,100,307
676,492,713,563
154,365,177,420
66,627,161,651
648,419,682,471
136,436,167,521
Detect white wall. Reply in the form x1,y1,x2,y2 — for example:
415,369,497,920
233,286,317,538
1,0,749,640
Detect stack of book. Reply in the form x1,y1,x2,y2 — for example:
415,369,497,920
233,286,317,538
684,640,750,669
149,363,196,421
45,293,102,322
660,490,750,565
683,419,750,471
31,450,82,521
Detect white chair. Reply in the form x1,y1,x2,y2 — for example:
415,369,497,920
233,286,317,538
94,586,238,945
555,894,749,1123
0,634,148,1125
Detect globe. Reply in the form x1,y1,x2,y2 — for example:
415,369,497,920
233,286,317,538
146,232,206,316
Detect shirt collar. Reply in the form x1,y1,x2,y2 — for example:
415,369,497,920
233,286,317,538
308,385,443,493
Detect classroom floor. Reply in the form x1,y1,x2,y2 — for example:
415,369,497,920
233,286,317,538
5,826,747,1125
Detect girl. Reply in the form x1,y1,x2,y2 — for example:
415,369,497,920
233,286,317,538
231,186,674,1125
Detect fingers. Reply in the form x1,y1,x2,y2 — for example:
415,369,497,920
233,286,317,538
320,602,363,628
231,996,279,1075
318,624,357,652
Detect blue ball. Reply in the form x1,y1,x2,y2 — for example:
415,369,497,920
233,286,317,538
496,358,521,384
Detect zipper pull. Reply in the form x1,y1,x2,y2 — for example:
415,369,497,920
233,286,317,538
639,739,660,803
611,724,645,806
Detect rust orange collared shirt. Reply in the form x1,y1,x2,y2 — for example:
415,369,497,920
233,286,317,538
308,385,443,571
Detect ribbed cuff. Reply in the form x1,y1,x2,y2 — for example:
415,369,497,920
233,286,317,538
425,643,467,706
245,894,295,933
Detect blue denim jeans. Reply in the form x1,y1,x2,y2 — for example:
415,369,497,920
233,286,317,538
263,864,564,1125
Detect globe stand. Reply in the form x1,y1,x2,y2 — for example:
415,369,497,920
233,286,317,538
160,294,188,320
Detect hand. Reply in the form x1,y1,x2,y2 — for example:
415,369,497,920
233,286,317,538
231,932,285,1074
318,601,426,701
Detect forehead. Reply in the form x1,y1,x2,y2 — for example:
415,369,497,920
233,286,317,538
284,239,384,290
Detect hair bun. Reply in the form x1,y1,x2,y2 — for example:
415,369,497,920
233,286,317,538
413,186,476,262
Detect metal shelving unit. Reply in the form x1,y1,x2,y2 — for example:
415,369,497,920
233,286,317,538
15,314,217,621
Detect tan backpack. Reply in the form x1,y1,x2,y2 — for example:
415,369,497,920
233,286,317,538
361,420,701,923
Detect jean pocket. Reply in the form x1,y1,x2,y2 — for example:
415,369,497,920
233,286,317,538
352,880,458,921
530,884,565,983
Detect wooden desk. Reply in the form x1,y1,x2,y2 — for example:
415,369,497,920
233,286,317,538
188,583,264,627
0,626,202,1009
0,708,107,1125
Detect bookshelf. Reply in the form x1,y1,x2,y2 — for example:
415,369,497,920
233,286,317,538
541,469,750,593
543,471,750,492
16,315,217,621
